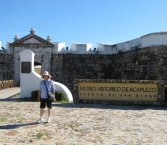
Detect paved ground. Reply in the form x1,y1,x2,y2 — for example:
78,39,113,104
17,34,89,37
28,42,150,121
0,88,167,145
0,87,20,99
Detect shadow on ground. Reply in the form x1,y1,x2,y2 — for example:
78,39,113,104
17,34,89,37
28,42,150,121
1,94,167,111
53,102,167,110
0,94,21,102
0,122,37,130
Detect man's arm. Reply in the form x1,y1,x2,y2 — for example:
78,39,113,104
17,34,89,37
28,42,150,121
38,91,41,102
51,81,55,94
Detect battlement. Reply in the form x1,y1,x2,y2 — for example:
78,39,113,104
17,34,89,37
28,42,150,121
53,31,167,54
2,29,167,55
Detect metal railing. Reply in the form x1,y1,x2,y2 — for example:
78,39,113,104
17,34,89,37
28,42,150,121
0,80,14,90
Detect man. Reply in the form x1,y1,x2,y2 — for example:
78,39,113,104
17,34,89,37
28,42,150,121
37,71,55,123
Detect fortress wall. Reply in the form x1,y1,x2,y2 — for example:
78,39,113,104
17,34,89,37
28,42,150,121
51,46,166,98
0,53,14,81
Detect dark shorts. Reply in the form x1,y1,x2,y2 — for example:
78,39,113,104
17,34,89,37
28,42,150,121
40,98,52,109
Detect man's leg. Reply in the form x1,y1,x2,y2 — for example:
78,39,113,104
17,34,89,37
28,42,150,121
37,99,46,123
40,108,44,120
48,108,51,122
47,100,52,123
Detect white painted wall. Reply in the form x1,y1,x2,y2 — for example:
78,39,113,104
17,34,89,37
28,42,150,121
97,43,117,54
53,82,73,102
56,42,66,52
71,43,92,53
129,38,141,48
97,32,167,54
20,50,73,102
20,50,41,98
116,32,167,51
141,33,167,47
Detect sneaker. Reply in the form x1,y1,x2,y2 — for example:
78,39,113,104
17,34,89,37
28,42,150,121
37,118,43,124
47,117,51,123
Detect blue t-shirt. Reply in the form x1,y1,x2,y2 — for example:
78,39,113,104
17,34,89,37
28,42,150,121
40,79,55,99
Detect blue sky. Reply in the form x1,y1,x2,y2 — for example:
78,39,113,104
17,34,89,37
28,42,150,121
0,0,167,48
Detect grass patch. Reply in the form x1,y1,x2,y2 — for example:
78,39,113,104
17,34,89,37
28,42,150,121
16,114,25,119
36,132,43,139
0,117,8,123
33,131,51,139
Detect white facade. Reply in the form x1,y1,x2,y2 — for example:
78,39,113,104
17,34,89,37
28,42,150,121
20,50,41,98
70,43,92,53
141,32,167,47
53,42,66,53
97,32,167,54
97,43,117,54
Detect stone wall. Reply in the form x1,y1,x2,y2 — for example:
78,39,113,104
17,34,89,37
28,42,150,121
0,53,14,81
51,46,167,100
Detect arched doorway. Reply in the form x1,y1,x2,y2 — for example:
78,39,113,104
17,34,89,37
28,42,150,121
34,62,41,75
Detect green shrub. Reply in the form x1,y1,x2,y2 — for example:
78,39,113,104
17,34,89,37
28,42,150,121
30,90,39,101
19,90,38,102
22,90,68,102
55,92,69,102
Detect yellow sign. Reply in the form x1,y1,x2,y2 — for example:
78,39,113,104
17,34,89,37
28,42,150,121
78,82,158,101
